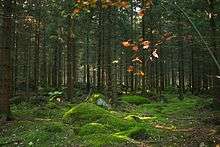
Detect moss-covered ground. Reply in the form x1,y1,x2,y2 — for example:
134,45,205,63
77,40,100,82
0,94,220,146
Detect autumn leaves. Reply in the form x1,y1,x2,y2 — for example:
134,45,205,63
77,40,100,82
122,31,174,78
72,0,153,16
122,38,157,78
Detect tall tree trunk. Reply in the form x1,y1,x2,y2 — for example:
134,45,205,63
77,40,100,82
208,0,220,107
34,2,41,92
177,19,184,100
67,16,73,99
106,8,114,101
171,48,176,88
52,42,58,88
41,26,47,86
96,0,102,91
86,34,90,92
58,42,62,87
141,0,146,92
0,0,13,120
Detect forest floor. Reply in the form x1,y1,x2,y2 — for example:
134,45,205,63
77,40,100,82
0,93,220,147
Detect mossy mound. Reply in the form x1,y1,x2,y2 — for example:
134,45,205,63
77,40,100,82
63,103,133,130
79,123,112,136
63,103,109,124
127,127,149,140
114,126,149,141
87,93,110,108
88,93,107,103
120,95,150,105
43,122,64,133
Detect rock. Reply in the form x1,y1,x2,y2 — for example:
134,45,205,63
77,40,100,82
96,98,111,109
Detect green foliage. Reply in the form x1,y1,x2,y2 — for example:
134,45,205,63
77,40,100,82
88,93,107,103
46,102,58,109
43,122,64,133
48,91,64,102
23,131,51,145
120,95,150,105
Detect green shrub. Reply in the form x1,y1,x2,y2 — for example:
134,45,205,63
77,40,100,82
48,91,64,102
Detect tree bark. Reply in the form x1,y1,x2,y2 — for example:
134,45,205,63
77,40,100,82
0,0,13,120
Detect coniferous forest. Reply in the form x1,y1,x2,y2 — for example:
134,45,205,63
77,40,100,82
0,0,220,146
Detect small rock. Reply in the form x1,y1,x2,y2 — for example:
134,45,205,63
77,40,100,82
96,98,111,109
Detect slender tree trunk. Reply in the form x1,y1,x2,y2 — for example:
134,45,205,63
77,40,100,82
52,42,58,88
58,42,62,87
67,16,73,99
106,8,114,101
86,34,90,92
141,0,146,92
0,0,13,120
34,6,41,92
171,48,176,87
177,19,184,100
96,0,102,91
41,26,47,86
208,0,220,107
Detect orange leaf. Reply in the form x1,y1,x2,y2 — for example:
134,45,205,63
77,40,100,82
127,66,134,73
132,45,139,52
136,71,145,77
138,9,145,17
73,8,81,14
122,41,130,48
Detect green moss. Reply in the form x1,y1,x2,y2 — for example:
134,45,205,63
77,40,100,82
80,134,126,147
23,131,51,145
120,95,150,105
43,122,64,132
124,115,156,122
63,103,134,130
63,103,108,124
79,123,112,136
2,94,215,147
116,126,149,140
88,93,106,103
46,102,58,109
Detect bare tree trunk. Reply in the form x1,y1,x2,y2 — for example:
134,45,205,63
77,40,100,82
41,26,47,86
86,34,90,92
208,0,220,107
177,18,184,100
67,16,73,99
0,0,13,120
96,0,102,91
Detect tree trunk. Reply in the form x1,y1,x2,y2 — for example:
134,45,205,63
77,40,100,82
208,0,220,107
0,0,13,120
67,16,73,99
